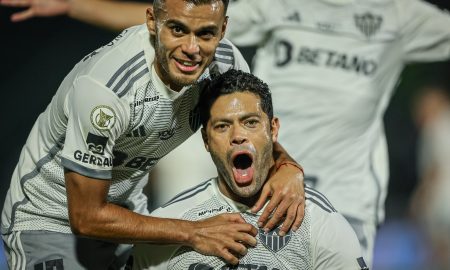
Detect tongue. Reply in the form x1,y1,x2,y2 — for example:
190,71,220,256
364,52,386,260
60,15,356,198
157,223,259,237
232,167,254,186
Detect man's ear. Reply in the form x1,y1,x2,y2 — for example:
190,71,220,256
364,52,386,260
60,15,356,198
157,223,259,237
271,117,280,142
220,16,228,39
146,7,156,35
201,127,210,152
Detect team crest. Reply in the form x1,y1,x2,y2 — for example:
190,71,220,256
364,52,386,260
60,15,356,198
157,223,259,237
354,12,383,38
90,105,116,131
259,227,292,252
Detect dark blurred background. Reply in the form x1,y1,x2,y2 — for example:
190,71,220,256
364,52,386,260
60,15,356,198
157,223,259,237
1,1,449,269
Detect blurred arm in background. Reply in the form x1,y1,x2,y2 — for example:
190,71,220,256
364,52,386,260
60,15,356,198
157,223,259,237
0,0,149,31
409,85,450,268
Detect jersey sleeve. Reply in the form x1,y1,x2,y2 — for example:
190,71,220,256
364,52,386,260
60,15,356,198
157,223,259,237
227,39,251,72
311,209,366,270
209,38,250,76
397,0,450,62
60,75,129,180
225,0,270,46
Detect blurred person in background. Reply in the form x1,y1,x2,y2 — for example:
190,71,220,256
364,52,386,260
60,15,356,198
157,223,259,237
224,0,450,266
410,84,450,269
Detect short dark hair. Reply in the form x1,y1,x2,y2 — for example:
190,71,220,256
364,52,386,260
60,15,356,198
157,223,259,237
153,0,230,17
199,69,273,127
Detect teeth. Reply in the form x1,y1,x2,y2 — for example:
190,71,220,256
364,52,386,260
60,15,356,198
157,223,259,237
182,61,194,66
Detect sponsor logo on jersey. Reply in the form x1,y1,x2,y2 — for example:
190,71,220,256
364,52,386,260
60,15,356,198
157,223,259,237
158,128,176,140
133,95,159,107
354,12,383,38
86,132,108,155
90,105,116,131
275,41,378,76
112,150,159,171
259,227,292,252
74,150,113,167
198,206,232,217
126,125,146,137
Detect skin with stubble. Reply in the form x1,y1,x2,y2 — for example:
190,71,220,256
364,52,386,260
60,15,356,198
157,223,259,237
147,0,227,91
203,92,280,207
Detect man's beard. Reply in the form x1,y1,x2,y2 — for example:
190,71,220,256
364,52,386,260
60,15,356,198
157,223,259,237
155,41,199,89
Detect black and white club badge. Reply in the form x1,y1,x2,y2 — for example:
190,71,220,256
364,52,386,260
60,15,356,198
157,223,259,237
259,227,292,252
354,12,383,38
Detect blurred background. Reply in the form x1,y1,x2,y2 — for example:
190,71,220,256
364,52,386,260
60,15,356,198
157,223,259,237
0,1,449,269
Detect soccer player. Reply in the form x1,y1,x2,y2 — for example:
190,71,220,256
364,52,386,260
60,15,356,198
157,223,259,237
225,0,450,265
132,69,368,270
1,0,305,269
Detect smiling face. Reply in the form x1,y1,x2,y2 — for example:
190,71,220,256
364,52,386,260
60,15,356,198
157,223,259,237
202,91,279,206
146,0,227,91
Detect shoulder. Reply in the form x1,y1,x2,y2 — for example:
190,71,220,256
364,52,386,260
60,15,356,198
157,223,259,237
209,38,250,75
73,25,152,97
151,178,217,219
304,187,364,269
305,186,337,214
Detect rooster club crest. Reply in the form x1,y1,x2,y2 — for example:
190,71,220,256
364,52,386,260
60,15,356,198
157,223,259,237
259,227,292,252
354,12,383,38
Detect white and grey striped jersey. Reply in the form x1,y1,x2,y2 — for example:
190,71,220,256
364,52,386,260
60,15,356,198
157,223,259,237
132,178,366,270
226,0,450,225
1,24,249,235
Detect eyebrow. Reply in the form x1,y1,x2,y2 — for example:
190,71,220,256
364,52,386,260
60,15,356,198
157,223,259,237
166,19,219,34
211,112,262,124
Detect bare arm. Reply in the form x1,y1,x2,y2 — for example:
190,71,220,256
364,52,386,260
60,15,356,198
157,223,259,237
0,0,149,31
252,141,305,236
67,0,148,31
65,171,257,265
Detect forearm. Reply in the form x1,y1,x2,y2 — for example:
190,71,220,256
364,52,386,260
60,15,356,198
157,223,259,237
70,201,192,244
67,0,149,31
273,141,303,173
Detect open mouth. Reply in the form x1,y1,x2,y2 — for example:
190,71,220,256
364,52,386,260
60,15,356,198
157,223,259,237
231,152,254,185
174,58,200,72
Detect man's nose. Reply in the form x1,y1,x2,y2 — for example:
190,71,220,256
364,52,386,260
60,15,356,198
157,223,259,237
231,127,248,145
181,35,200,55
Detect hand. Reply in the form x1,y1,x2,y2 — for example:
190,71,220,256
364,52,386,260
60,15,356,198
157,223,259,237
252,163,305,236
187,213,257,265
1,0,70,22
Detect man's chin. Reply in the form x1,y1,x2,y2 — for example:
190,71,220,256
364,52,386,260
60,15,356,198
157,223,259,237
170,75,200,88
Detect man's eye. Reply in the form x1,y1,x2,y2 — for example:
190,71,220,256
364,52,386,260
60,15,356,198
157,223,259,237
198,31,215,40
172,26,184,35
215,124,228,131
245,120,259,127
